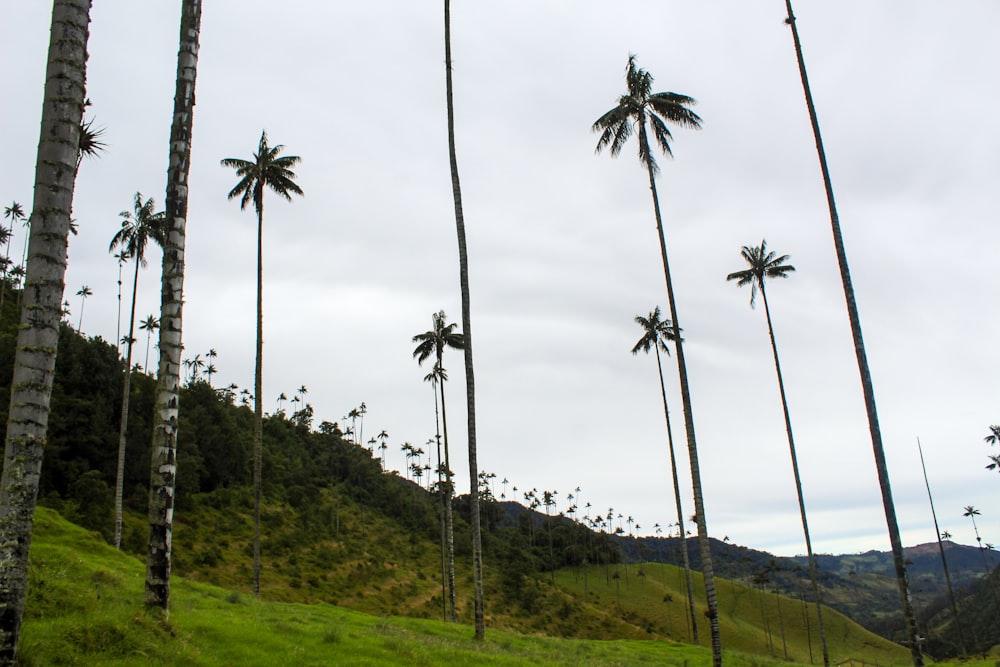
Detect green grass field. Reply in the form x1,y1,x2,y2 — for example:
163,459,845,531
17,509,992,666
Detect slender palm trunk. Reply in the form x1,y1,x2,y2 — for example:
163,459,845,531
0,3,90,661
114,259,141,548
253,203,264,597
439,377,458,622
432,384,447,622
146,0,201,612
444,0,484,638
782,4,921,663
917,439,966,657
644,152,721,665
760,286,829,666
653,344,698,643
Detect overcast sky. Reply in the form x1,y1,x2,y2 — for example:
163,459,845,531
2,1,998,558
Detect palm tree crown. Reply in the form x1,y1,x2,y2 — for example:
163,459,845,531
222,131,303,216
593,55,702,173
413,310,465,367
725,239,795,307
109,192,167,266
631,306,678,356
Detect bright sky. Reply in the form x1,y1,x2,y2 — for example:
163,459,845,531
2,1,998,558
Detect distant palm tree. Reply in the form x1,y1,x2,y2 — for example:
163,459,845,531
109,192,166,550
0,1,91,658
726,240,828,666
222,130,303,597
631,306,697,643
984,425,1000,473
1,202,24,312
205,348,218,387
75,285,92,332
593,54,719,664
413,311,464,622
139,313,160,371
781,6,921,662
962,505,1000,610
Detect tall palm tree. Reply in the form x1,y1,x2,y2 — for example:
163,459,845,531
0,1,91,659
222,130,303,597
781,5,921,663
146,0,202,613
984,425,1000,473
0,203,24,312
110,194,166,550
139,315,159,372
631,307,697,643
593,54,719,663
442,0,484,638
413,311,464,622
75,285,92,332
726,240,829,665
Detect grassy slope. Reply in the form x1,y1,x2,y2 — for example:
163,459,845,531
18,507,812,666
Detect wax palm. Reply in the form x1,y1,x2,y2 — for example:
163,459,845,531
139,315,159,372
75,285,92,331
593,54,720,664
109,192,166,550
782,7,920,663
413,311,464,622
222,130,303,597
1,202,24,312
631,306,697,642
726,240,829,663
985,426,1000,473
0,1,90,657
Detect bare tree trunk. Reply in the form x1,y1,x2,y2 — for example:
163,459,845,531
782,4,921,664
760,286,829,666
0,2,90,660
443,0,484,639
653,345,698,643
439,380,457,622
645,158,721,666
114,258,141,548
145,0,202,612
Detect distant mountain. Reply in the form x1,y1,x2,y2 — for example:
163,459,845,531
610,532,998,656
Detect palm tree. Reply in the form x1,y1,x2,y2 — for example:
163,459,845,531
984,425,1000,473
781,6,921,663
442,0,484,637
0,1,91,658
593,54,719,664
145,0,202,613
110,192,166,550
726,240,829,665
413,311,464,622
222,130,303,597
75,285,92,332
205,348,218,387
138,315,159,371
0,202,25,312
631,306,697,643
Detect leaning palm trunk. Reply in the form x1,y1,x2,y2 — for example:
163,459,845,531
443,0,484,639
114,259,142,548
145,0,202,612
645,157,721,664
439,380,458,622
0,1,90,660
759,285,829,666
782,4,921,664
917,439,966,657
653,344,698,643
